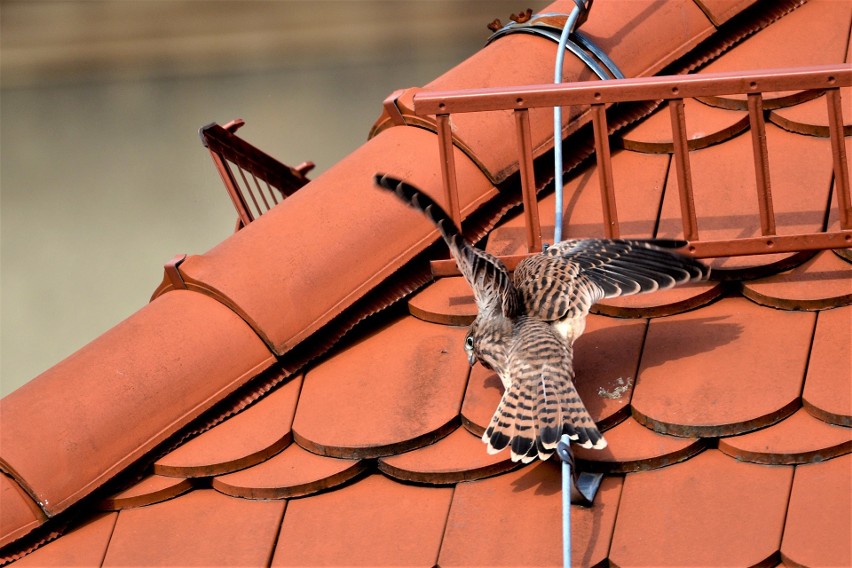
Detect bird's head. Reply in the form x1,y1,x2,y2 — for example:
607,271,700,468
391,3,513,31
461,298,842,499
464,314,510,371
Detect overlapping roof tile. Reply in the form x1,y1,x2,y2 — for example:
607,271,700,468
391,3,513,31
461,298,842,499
2,0,850,565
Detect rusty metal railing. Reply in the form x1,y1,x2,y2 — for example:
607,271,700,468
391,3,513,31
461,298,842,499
200,119,315,230
414,65,851,276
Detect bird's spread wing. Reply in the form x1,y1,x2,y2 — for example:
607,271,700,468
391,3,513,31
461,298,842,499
515,238,710,321
482,318,606,463
374,173,517,317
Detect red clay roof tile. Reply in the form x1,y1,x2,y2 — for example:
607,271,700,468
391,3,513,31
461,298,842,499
4,1,851,564
12,514,115,568
102,489,284,566
698,0,851,107
0,290,275,518
770,88,852,137
421,0,714,184
271,474,452,567
802,306,852,426
178,126,496,356
211,443,366,500
719,408,852,464
620,98,749,152
487,150,670,250
292,316,469,458
459,363,503,436
610,449,793,567
573,416,705,473
657,124,834,274
408,276,476,326
0,475,44,550
438,462,622,567
595,280,725,317
570,314,645,429
153,374,301,478
99,475,192,511
743,249,852,310
781,453,852,567
633,297,812,436
694,0,760,26
378,426,517,484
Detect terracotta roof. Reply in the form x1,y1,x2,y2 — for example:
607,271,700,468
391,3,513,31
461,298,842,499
2,0,851,565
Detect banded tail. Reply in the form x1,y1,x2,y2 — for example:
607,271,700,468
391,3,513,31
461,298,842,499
374,173,517,318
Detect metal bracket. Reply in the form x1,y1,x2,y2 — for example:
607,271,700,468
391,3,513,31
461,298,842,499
164,254,188,291
487,1,625,82
557,437,604,506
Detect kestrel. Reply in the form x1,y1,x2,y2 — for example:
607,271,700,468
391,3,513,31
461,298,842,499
375,174,710,463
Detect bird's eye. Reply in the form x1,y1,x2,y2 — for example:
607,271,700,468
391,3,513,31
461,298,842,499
464,336,474,350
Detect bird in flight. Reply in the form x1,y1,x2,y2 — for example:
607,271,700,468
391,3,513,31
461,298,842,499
374,173,710,463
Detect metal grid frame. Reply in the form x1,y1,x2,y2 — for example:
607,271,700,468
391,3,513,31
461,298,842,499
199,119,314,230
413,65,851,276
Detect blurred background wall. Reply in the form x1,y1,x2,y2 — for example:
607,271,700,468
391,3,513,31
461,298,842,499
1,1,546,395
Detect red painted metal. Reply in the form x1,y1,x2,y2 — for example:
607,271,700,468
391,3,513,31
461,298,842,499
826,88,851,230
513,108,543,252
200,121,314,229
591,103,619,238
668,99,699,241
415,66,849,114
746,93,776,236
415,65,851,275
435,114,462,227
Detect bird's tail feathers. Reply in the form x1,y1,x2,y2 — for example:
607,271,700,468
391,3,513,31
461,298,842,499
482,371,606,463
373,173,463,251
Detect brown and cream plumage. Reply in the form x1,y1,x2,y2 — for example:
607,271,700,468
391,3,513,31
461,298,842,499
375,174,710,463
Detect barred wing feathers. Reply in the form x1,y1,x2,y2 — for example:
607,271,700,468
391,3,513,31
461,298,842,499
515,238,710,321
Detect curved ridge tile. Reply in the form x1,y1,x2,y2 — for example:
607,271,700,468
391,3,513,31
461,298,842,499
292,316,468,458
408,276,476,326
690,0,759,27
0,290,275,518
11,513,116,568
781,454,852,568
611,449,793,568
633,297,812,437
743,250,852,310
102,489,284,567
0,473,45,549
99,475,193,511
573,417,705,473
696,0,851,110
378,427,517,485
179,126,496,356
620,99,749,153
802,306,852,426
212,443,366,500
657,124,834,275
719,408,852,465
438,462,622,567
422,0,713,184
487,150,670,255
461,314,644,437
153,375,302,478
271,474,452,567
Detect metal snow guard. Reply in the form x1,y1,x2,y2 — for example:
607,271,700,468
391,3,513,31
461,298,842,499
413,65,851,276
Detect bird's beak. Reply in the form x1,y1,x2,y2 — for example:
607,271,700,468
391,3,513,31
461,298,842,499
467,352,477,366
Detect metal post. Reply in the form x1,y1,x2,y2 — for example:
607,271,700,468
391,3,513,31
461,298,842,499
553,1,585,245
557,434,573,567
